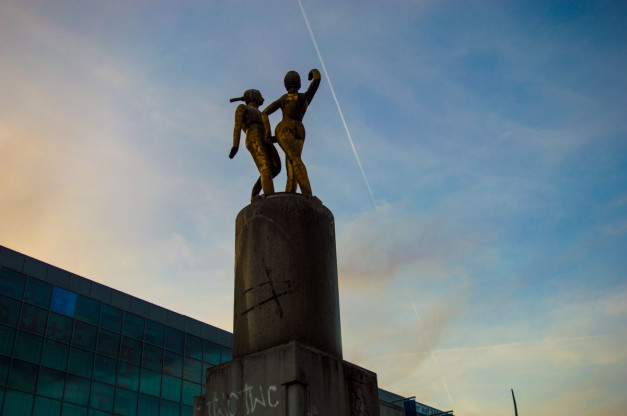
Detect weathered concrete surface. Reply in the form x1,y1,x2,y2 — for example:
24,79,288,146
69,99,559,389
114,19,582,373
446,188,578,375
195,341,380,416
233,193,342,359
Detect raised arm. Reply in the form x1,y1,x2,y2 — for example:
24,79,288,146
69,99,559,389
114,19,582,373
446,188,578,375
230,104,246,159
304,68,321,104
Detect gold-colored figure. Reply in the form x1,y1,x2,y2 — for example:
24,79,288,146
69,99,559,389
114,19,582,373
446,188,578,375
230,89,281,201
262,69,321,195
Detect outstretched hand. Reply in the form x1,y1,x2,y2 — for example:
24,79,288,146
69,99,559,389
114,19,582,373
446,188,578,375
308,68,321,81
229,146,238,159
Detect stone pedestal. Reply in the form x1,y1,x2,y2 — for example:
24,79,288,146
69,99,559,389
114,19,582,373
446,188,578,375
233,193,342,359
195,194,379,416
195,341,380,416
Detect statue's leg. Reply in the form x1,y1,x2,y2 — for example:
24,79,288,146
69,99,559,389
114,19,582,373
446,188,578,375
278,136,311,195
247,135,275,196
251,177,262,201
285,158,296,193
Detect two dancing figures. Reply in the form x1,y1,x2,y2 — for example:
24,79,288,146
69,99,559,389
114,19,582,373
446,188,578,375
229,69,321,201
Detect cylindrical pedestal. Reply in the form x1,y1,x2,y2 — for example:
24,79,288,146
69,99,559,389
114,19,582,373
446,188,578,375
233,193,342,359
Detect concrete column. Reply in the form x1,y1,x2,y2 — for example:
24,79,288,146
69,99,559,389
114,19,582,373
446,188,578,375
233,193,342,359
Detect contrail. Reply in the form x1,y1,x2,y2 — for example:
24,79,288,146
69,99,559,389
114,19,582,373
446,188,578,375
297,0,378,211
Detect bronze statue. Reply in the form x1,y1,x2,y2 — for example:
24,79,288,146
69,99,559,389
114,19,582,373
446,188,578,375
262,69,321,195
230,89,281,201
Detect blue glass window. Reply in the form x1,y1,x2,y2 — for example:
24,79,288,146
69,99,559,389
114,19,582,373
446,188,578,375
91,381,115,412
37,367,65,400
3,389,34,414
65,374,91,406
50,286,77,317
19,303,47,335
93,354,118,385
222,347,232,363
163,350,183,377
161,399,180,416
33,396,61,416
0,325,15,355
144,320,164,346
161,374,181,402
0,267,26,299
68,347,94,378
165,327,184,353
46,312,73,343
24,278,52,308
203,341,221,365
62,402,88,416
123,313,144,339
120,336,142,366
183,405,194,416
182,380,201,406
185,334,202,360
0,295,21,327
41,339,69,371
115,387,138,416
76,295,100,325
73,321,98,350
14,331,43,363
100,304,123,333
118,362,140,391
142,344,163,372
183,357,202,383
96,329,120,358
8,359,38,393
138,394,159,416
0,355,9,386
139,368,161,397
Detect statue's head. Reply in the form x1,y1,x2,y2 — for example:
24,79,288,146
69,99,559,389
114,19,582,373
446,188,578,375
284,71,301,92
243,89,264,106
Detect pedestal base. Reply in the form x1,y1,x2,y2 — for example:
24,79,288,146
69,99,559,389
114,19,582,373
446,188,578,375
194,341,380,416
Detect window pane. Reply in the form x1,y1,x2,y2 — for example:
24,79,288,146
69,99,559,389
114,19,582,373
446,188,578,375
73,321,98,350
8,359,38,393
3,389,34,414
185,334,202,360
161,399,180,416
90,381,114,412
24,278,52,309
100,304,122,333
46,312,73,343
0,295,21,327
37,367,65,399
50,286,77,318
68,347,94,378
182,405,194,416
203,341,220,365
19,303,48,335
65,374,91,406
139,368,161,397
14,331,43,363
165,327,184,353
0,267,26,299
182,380,200,406
163,351,183,377
161,374,181,402
115,388,138,416
93,354,117,385
138,394,159,416
41,339,69,371
221,347,232,363
76,296,100,325
33,396,61,416
123,313,144,339
0,325,15,355
62,402,88,416
142,344,163,371
118,362,140,391
0,355,9,386
183,357,202,383
96,329,120,358
120,336,142,366
144,320,164,346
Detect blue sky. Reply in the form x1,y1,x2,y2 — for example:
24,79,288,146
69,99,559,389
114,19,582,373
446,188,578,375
1,1,626,414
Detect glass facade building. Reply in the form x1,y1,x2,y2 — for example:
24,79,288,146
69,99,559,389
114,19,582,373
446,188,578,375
0,245,233,416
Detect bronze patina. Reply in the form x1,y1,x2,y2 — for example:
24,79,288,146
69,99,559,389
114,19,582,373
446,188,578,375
262,69,321,195
230,89,281,201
